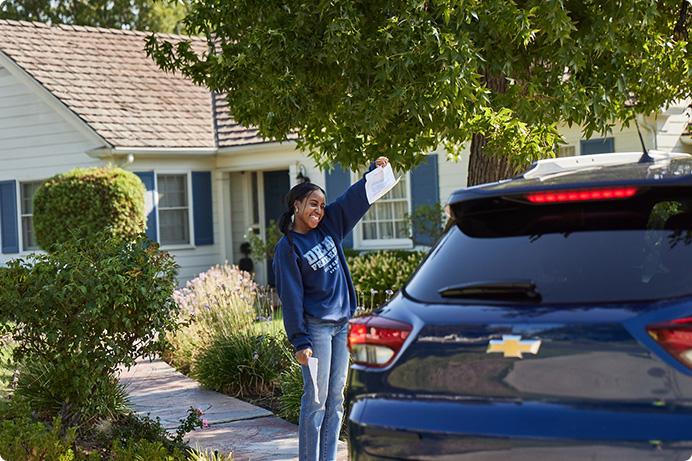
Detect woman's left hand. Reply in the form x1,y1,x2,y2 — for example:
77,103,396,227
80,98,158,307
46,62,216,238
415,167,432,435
375,156,389,168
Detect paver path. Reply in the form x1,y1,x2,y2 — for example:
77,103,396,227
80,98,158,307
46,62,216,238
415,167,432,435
119,358,348,461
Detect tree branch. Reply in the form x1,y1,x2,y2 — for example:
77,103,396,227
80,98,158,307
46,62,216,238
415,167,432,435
673,0,689,40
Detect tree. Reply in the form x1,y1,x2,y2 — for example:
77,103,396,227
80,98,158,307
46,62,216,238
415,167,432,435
0,0,188,33
146,1,690,183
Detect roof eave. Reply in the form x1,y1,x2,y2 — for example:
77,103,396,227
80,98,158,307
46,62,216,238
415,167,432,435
87,146,219,158
216,140,298,155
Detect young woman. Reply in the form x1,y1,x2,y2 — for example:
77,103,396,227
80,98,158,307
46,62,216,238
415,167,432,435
273,156,389,461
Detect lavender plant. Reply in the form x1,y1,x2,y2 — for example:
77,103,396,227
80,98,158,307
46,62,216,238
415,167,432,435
166,264,258,374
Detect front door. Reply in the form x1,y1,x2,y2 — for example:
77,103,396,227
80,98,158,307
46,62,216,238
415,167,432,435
263,170,290,286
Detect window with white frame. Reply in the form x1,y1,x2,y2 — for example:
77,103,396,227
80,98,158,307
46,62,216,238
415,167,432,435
20,181,42,251
359,171,411,243
157,174,190,246
558,145,576,157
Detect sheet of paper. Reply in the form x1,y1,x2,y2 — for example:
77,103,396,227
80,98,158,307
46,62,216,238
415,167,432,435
308,357,319,403
365,163,401,204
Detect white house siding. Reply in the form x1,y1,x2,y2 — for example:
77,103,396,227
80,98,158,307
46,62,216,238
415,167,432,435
123,156,224,285
216,145,325,244
0,64,104,266
657,101,692,154
228,171,248,265
217,143,324,188
217,144,324,284
558,122,655,156
437,147,470,204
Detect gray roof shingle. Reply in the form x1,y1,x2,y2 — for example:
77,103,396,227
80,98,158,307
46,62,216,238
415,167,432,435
0,20,273,149
213,92,268,147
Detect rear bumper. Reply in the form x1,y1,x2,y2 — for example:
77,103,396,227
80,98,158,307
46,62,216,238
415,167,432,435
348,397,692,460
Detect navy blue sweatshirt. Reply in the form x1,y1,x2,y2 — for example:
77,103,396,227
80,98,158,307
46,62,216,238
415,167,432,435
273,170,372,351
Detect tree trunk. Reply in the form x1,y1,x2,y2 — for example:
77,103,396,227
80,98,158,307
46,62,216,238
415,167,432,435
467,134,523,186
466,72,527,187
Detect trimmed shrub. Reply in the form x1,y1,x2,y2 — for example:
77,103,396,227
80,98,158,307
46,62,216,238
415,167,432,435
193,331,291,399
0,233,179,427
33,167,145,249
166,264,257,374
347,250,427,311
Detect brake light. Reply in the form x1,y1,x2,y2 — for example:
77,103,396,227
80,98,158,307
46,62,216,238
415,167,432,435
526,186,638,204
647,317,692,368
348,316,412,368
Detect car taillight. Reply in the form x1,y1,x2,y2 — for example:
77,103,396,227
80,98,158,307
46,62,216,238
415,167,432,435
526,186,638,204
647,317,692,368
348,316,412,368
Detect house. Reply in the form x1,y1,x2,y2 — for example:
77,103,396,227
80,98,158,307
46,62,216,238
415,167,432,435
1,20,690,285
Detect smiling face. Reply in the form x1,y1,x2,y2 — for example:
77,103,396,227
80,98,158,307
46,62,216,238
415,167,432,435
293,189,326,233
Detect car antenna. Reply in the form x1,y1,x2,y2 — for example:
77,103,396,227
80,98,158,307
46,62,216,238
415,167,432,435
634,116,654,163
624,87,654,163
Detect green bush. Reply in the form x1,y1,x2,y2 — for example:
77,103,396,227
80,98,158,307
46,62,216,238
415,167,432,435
14,359,130,423
33,167,145,250
0,234,179,428
0,397,215,461
0,331,14,398
0,414,82,461
188,449,234,461
278,363,302,424
347,250,427,311
193,331,291,399
111,439,188,461
0,415,209,461
245,220,281,264
406,203,446,246
166,264,258,374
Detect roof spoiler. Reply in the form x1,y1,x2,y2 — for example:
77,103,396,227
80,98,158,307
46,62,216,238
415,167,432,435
523,151,690,179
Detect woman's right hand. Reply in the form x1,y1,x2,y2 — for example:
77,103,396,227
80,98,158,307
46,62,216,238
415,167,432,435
295,347,313,366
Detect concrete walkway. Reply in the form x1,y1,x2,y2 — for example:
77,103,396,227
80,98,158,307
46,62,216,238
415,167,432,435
119,358,348,461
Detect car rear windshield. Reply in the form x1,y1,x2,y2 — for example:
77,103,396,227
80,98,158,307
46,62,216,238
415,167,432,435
405,188,692,304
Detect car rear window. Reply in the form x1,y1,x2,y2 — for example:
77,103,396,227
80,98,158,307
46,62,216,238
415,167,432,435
405,190,692,304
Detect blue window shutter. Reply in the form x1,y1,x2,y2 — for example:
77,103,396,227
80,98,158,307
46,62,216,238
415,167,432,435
580,137,614,155
410,154,440,245
192,171,214,246
134,172,158,242
325,165,354,248
0,180,19,254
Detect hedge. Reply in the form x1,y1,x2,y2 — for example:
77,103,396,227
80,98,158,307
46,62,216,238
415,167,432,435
33,167,145,249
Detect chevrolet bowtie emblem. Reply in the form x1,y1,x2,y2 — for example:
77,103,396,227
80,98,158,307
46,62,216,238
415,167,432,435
487,335,542,358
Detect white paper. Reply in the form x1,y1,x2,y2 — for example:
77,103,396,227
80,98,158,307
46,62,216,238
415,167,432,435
307,357,319,403
365,163,401,205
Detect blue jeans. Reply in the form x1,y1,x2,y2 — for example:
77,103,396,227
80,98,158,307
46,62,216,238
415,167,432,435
299,317,349,461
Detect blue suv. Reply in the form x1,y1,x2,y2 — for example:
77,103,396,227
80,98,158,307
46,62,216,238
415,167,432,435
348,151,692,460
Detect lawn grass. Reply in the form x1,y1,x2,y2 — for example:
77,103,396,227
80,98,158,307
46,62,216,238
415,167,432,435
250,318,284,336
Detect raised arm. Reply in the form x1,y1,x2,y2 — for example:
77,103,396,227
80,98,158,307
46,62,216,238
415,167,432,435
273,240,311,351
324,157,389,240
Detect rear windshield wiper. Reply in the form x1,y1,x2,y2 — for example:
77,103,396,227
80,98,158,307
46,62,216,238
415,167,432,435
438,280,542,302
